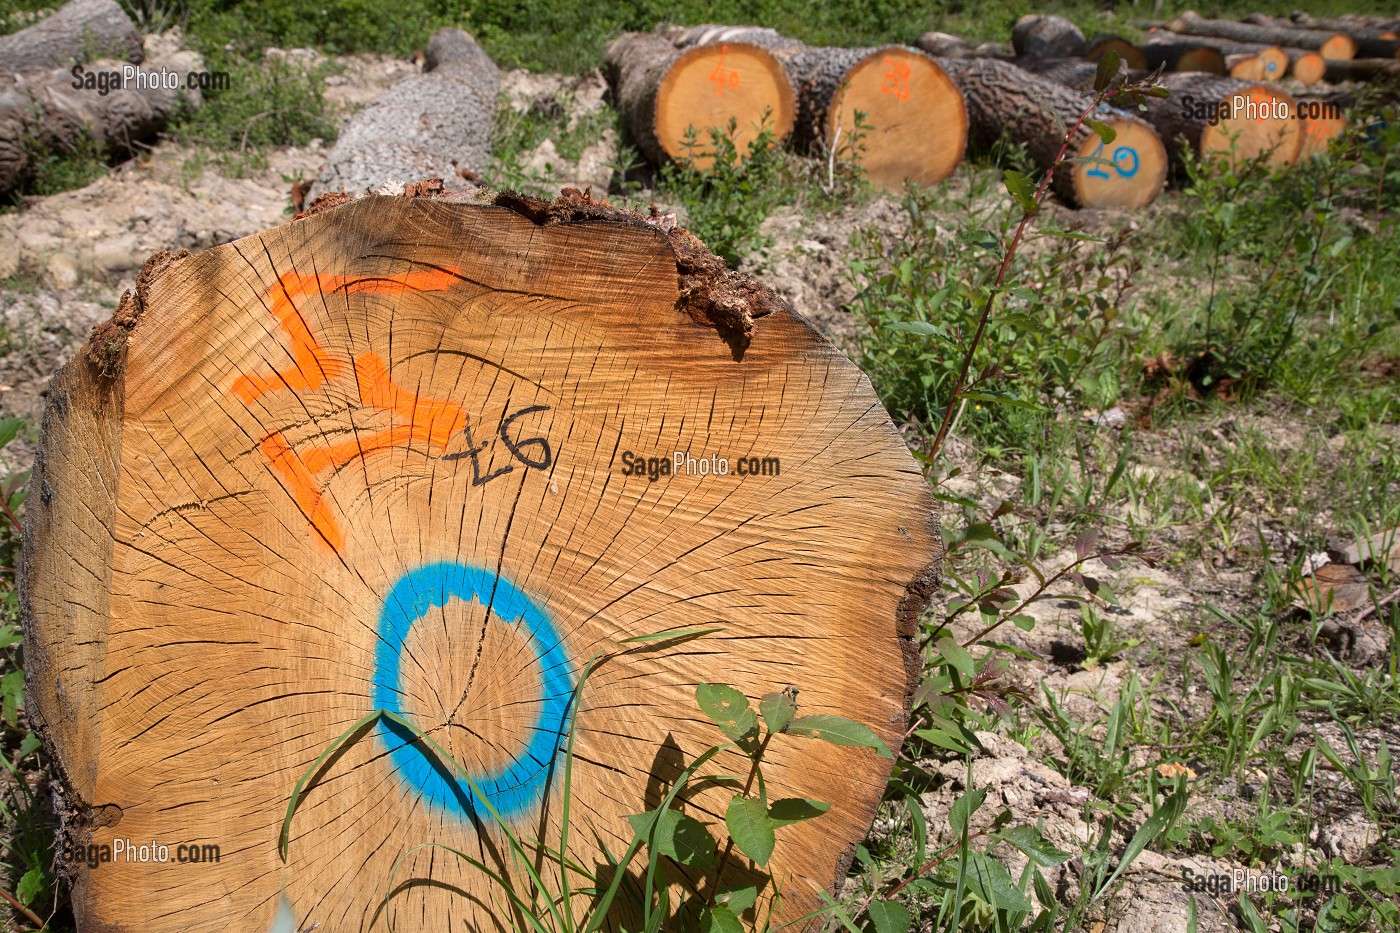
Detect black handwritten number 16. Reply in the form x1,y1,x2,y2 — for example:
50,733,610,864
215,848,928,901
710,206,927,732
442,405,553,486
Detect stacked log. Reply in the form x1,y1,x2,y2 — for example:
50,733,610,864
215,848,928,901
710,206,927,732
1011,15,1086,58
1287,13,1400,37
0,0,205,197
21,187,940,933
605,31,796,170
940,57,1167,209
1322,58,1400,83
1166,12,1358,61
1138,40,1228,75
307,29,498,201
1084,36,1148,71
1152,74,1303,170
1244,13,1400,59
1296,94,1348,157
663,26,967,190
1015,61,1308,172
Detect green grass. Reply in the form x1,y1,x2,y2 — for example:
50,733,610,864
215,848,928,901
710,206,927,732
101,0,1400,72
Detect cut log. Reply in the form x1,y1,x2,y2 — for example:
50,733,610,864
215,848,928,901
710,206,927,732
1297,96,1347,157
0,52,203,197
1151,74,1303,169
941,57,1167,209
1289,12,1400,36
1084,36,1148,71
1152,34,1301,83
1322,57,1400,83
1139,40,1228,74
1012,57,1136,91
1166,12,1356,61
669,26,967,190
0,0,143,74
606,31,796,170
20,188,940,933
915,32,1014,60
1245,12,1400,59
1284,49,1326,85
1011,14,1086,58
307,29,497,202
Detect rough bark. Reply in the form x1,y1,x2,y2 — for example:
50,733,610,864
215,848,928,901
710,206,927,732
0,0,143,74
21,187,940,933
0,51,203,197
941,56,1167,209
1139,40,1228,74
307,28,497,202
1152,72,1303,168
1011,14,1086,58
606,29,796,168
1167,12,1357,60
1010,57,1143,91
606,31,685,165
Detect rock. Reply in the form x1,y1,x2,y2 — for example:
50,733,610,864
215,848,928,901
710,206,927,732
44,253,78,290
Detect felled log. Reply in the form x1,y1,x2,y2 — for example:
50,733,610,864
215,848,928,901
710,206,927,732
307,29,497,201
0,0,142,74
1296,95,1347,157
1155,35,1318,85
1139,40,1228,74
20,188,940,932
1288,12,1400,36
0,52,203,196
1245,12,1400,59
1323,57,1400,82
1150,73,1303,169
669,26,967,190
941,57,1167,209
605,30,796,169
1011,14,1086,58
915,31,1014,60
1084,36,1148,71
1167,12,1356,61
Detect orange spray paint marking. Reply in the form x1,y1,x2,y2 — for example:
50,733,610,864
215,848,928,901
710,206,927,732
709,44,741,95
234,266,466,553
880,57,911,101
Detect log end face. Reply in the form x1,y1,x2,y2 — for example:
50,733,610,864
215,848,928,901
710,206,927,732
653,42,797,168
827,48,968,190
1199,84,1303,168
1071,117,1169,209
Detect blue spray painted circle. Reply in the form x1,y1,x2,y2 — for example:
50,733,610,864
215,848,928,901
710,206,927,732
373,562,574,821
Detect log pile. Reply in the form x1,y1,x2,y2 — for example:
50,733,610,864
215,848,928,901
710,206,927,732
941,57,1167,209
20,186,940,933
612,25,967,190
605,30,797,170
0,0,203,197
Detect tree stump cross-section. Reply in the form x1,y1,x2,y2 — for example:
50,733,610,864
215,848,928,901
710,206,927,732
21,190,940,932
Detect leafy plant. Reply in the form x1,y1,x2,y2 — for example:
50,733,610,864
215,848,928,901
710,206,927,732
658,116,788,268
281,634,889,932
